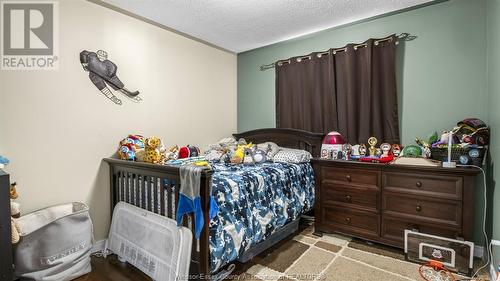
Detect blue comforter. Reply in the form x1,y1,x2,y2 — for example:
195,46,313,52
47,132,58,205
208,162,315,272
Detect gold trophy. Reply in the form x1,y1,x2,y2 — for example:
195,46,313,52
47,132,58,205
368,137,378,157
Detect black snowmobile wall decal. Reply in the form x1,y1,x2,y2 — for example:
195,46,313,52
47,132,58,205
80,50,141,105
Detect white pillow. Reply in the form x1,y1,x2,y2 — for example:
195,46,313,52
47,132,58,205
273,148,312,163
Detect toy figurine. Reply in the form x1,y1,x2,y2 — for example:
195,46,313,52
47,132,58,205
336,150,343,160
423,145,432,158
392,144,402,157
359,144,367,156
351,145,360,157
331,149,339,160
368,137,378,156
321,148,330,159
343,144,352,160
380,143,392,158
376,148,382,157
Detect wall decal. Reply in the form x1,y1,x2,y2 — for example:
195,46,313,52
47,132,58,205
80,50,141,105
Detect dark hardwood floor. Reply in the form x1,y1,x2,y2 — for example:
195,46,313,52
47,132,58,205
74,255,151,281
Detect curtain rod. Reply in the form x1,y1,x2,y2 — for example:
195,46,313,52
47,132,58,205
259,33,415,71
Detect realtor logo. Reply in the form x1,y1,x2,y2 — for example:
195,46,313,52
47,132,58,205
1,1,59,70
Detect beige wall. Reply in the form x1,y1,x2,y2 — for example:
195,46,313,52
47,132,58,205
0,0,237,240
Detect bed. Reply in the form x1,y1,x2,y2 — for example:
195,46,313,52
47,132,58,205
103,128,324,278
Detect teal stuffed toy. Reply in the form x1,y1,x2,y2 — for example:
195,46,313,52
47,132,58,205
0,156,10,169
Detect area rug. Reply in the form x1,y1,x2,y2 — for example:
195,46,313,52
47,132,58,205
231,226,490,281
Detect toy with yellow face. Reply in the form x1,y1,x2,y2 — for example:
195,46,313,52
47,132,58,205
142,136,167,164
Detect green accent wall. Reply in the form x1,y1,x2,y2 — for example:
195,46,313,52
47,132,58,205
238,0,489,244
238,0,487,144
488,0,500,241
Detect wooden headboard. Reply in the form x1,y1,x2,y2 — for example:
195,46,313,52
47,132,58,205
233,128,325,157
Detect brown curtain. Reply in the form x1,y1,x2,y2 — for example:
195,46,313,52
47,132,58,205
276,35,400,144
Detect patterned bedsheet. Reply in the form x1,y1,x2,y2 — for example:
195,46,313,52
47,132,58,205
208,162,315,272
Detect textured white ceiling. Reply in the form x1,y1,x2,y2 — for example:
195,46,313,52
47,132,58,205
101,0,434,53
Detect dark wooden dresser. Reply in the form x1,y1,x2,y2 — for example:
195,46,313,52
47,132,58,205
311,159,480,248
0,170,13,281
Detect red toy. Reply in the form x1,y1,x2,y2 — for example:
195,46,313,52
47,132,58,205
178,145,201,159
321,131,346,159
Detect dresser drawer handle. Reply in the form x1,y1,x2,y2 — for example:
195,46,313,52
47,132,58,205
345,217,351,223
416,205,422,212
345,195,352,202
416,181,422,188
346,175,352,182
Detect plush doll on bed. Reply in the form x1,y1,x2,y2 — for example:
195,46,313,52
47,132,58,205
252,147,268,163
231,143,253,164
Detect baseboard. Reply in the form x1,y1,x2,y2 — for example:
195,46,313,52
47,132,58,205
92,239,106,254
474,245,484,259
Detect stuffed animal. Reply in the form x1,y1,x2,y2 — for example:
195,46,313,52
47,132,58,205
142,137,167,164
380,143,392,158
230,146,245,164
118,135,145,161
230,143,253,164
243,148,255,164
178,145,201,159
392,144,402,157
0,155,9,169
166,145,179,160
9,182,21,244
252,147,268,164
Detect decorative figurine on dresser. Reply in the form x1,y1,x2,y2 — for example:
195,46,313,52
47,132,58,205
312,119,486,249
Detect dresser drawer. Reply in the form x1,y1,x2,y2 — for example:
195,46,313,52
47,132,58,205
382,193,462,227
322,206,379,238
321,167,380,188
383,172,462,200
321,183,379,211
381,216,461,247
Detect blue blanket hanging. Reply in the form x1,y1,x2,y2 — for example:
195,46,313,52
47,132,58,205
176,165,218,239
